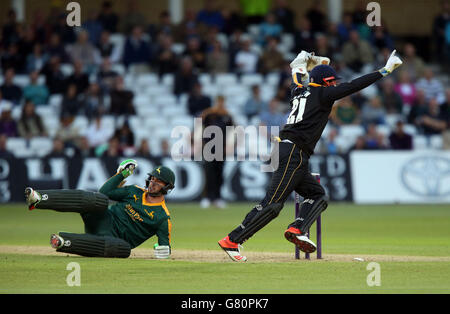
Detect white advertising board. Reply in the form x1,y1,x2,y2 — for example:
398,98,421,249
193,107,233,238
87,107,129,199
350,151,450,204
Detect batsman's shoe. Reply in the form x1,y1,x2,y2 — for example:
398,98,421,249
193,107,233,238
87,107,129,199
50,234,64,249
218,236,247,262
284,227,317,254
25,187,41,210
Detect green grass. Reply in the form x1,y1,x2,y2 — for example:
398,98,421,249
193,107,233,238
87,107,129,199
1,202,450,293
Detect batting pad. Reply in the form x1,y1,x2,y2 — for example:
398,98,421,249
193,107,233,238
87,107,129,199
294,196,328,233
57,233,131,258
35,190,109,214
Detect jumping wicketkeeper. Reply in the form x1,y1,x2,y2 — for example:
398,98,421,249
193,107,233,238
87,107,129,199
25,160,176,259
218,50,403,262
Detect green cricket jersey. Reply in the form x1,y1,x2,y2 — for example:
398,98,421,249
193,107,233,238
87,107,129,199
99,173,172,249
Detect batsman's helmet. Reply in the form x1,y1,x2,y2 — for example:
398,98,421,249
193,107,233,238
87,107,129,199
310,65,341,86
146,166,175,195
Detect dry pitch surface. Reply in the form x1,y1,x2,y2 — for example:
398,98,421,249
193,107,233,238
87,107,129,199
1,245,449,263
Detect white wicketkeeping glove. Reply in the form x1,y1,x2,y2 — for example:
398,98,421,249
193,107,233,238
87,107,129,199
379,50,403,76
307,53,331,71
154,245,171,259
290,51,312,84
117,159,138,178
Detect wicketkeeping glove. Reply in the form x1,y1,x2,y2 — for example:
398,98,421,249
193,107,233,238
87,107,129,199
153,244,171,259
307,52,331,71
117,159,138,178
379,50,403,76
290,51,312,84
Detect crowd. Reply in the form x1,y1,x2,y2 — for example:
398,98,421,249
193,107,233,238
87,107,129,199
0,0,450,160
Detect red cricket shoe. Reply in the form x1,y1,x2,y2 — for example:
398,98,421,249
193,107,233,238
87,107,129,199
218,236,247,262
284,227,317,254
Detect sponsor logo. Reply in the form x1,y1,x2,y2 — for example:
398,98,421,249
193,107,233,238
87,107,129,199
401,156,450,197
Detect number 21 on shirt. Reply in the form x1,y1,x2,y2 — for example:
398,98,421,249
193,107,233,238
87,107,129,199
287,91,310,125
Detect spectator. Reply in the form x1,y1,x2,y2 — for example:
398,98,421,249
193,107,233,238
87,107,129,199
0,103,18,137
82,10,103,45
97,58,119,93
272,0,296,34
258,13,283,45
330,97,361,126
188,83,212,117
57,114,81,149
61,84,84,117
123,25,152,72
293,16,315,54
75,136,95,157
349,135,367,151
401,43,426,81
319,127,341,154
338,12,357,44
26,43,48,74
352,0,368,26
83,113,112,148
200,95,233,209
155,34,179,77
305,0,327,33
103,136,123,157
244,85,267,120
136,139,152,157
415,98,448,136
364,123,387,150
109,76,136,116
47,33,69,63
379,78,403,114
341,30,374,73
415,67,446,105
83,83,106,119
97,30,121,63
120,0,147,34
234,37,259,74
221,8,244,36
260,37,285,73
68,31,100,71
441,89,450,149
23,71,49,106
1,43,24,74
0,68,22,105
0,91,13,111
2,9,19,47
151,11,175,38
196,0,224,31
18,27,36,65
97,1,120,33
408,89,429,126
370,25,394,52
259,98,288,137
113,121,135,150
206,40,230,74
66,60,90,96
361,96,386,126
0,134,14,158
160,139,171,157
183,36,206,71
17,100,47,139
174,57,199,97
175,8,199,42
395,70,417,110
47,137,68,158
432,0,450,60
389,121,413,150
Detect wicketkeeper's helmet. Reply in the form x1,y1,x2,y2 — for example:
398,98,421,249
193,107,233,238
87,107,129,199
310,65,341,86
146,166,175,195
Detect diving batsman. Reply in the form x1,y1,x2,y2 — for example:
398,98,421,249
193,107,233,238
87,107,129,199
25,160,176,259
218,50,403,262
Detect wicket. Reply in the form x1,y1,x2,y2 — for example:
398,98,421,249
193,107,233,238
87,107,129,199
294,173,322,260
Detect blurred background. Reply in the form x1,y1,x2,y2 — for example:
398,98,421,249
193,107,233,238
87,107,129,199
0,0,449,205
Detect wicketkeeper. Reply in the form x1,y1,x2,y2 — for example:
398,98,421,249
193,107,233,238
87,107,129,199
219,50,403,262
25,160,176,259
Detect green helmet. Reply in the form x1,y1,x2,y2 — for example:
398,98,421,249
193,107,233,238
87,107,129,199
146,166,175,195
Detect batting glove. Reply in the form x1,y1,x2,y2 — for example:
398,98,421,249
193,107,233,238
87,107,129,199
379,50,403,76
154,244,171,259
117,159,138,178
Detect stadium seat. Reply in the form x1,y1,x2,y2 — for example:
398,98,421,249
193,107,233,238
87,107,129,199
199,73,212,86
413,135,429,150
265,72,280,86
35,105,56,118
171,116,194,130
136,74,159,89
241,73,264,86
376,125,391,137
30,137,53,157
14,75,29,88
281,34,295,52
172,43,185,55
161,74,174,87
403,124,418,135
430,135,443,149
260,87,276,102
42,116,60,137
385,114,403,128
340,125,366,139
202,84,219,98
6,138,33,158
60,64,74,76
215,73,238,86
73,116,89,131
